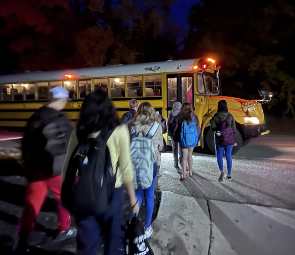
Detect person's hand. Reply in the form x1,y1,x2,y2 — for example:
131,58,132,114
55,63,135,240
234,143,237,146
131,200,139,215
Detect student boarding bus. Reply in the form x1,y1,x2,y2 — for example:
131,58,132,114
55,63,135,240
0,59,270,154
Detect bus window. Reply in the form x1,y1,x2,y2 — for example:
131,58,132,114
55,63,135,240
182,77,193,104
50,81,62,89
145,75,162,96
197,74,205,94
24,84,36,100
37,82,49,100
110,77,125,98
94,78,108,94
79,80,91,99
64,81,77,99
12,84,24,101
1,84,12,101
167,77,177,107
127,76,142,97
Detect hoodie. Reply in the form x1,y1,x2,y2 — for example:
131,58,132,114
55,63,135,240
210,111,237,140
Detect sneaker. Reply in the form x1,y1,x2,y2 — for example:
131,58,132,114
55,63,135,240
224,176,233,181
174,164,180,169
55,227,77,242
144,226,153,239
218,171,224,182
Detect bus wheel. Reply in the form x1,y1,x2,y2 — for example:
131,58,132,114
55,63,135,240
242,138,252,147
205,128,243,155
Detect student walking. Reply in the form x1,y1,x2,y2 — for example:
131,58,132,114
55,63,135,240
130,102,163,238
120,99,140,126
62,89,139,255
15,87,74,252
174,103,201,180
210,100,237,181
167,102,182,168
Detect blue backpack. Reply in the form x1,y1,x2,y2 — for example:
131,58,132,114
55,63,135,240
180,117,198,147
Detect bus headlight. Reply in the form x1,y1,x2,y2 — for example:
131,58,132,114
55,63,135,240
243,117,259,124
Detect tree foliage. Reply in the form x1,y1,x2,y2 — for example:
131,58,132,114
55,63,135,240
182,0,295,116
0,0,179,74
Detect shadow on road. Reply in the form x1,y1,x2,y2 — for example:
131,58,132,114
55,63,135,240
234,144,285,159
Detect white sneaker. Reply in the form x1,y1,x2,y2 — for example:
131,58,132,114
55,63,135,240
145,226,153,238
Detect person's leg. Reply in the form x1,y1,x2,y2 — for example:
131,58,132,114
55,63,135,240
104,187,125,255
143,177,157,229
171,136,179,167
17,180,48,242
181,148,188,179
215,139,225,182
187,147,194,176
178,142,182,165
76,216,100,255
136,189,144,209
224,145,234,176
47,175,71,232
157,152,161,176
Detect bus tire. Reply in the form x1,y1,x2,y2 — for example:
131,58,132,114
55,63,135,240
242,138,252,147
205,128,243,155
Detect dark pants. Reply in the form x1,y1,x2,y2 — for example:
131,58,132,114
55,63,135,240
76,187,125,255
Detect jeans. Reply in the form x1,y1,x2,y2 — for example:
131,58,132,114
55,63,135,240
76,187,125,255
171,136,182,166
215,139,234,175
136,177,157,229
18,175,71,239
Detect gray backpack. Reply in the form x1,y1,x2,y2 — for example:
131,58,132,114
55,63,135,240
130,122,159,190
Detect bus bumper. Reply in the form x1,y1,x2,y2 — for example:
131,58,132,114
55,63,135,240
240,124,269,139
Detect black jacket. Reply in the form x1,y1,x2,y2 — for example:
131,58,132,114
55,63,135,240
22,107,73,180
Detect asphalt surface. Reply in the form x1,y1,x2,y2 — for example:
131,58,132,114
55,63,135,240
159,135,295,210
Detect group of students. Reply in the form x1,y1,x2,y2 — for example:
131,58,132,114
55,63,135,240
13,86,236,255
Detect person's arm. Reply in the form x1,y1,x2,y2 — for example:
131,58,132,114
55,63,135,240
192,113,201,136
210,115,219,131
118,125,139,215
62,131,78,183
230,114,238,145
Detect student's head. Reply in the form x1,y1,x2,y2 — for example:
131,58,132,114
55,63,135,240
180,102,193,124
76,89,120,141
217,100,228,112
129,99,140,110
133,102,160,125
48,87,69,110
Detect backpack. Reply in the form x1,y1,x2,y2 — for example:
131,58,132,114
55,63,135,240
219,114,236,146
180,116,198,147
130,122,159,190
125,217,154,255
121,111,133,126
61,128,117,218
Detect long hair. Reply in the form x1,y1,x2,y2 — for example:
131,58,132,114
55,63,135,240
217,100,228,112
180,102,193,124
76,89,120,142
133,102,161,125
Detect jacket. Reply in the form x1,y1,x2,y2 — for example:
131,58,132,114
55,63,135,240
120,109,137,126
22,107,73,180
173,112,201,142
210,111,237,140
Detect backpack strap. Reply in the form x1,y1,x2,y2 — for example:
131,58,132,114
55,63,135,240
146,121,160,139
130,125,137,140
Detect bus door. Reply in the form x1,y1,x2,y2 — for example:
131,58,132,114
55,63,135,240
166,73,194,144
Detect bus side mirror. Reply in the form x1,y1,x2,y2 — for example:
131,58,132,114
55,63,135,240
259,90,273,100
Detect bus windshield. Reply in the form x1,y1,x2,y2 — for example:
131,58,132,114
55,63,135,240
197,71,219,95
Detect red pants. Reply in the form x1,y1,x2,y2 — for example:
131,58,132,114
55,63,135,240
18,175,71,238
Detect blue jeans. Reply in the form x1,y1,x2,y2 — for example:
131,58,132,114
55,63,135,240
136,177,157,229
76,187,125,255
215,139,234,175
171,135,182,165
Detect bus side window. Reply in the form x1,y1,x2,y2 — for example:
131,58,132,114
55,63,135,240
63,81,76,99
94,78,108,94
145,75,162,97
110,77,125,98
37,82,49,100
1,84,13,101
127,76,142,97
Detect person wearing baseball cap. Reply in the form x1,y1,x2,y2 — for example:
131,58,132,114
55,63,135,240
14,87,74,252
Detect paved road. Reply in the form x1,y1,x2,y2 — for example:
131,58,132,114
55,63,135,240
159,136,295,210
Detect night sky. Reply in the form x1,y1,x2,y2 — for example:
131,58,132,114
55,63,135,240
171,0,199,29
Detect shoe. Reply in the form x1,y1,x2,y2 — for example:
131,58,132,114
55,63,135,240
224,175,233,181
55,227,77,242
218,171,224,182
13,236,28,254
145,226,153,238
174,164,180,168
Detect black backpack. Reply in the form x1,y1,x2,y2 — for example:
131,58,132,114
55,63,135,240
61,128,117,218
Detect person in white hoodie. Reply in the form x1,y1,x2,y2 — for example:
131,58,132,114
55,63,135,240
167,102,182,168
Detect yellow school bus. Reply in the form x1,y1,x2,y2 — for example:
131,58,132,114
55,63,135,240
0,59,269,153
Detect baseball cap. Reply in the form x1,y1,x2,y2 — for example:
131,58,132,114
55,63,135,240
49,87,70,100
